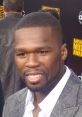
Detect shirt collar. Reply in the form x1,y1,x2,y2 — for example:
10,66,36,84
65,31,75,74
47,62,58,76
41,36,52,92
39,66,71,111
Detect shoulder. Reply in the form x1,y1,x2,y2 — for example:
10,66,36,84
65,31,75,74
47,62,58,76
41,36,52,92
5,87,27,105
3,88,27,117
69,69,81,84
70,70,82,105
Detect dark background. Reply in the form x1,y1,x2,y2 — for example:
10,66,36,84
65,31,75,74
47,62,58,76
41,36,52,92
0,0,2,5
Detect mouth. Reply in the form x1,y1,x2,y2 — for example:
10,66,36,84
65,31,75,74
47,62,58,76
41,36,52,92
24,71,45,84
23,68,48,85
26,74,43,84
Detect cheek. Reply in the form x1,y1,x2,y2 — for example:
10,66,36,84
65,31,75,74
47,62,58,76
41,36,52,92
47,59,57,73
45,55,61,78
42,55,57,73
15,57,24,72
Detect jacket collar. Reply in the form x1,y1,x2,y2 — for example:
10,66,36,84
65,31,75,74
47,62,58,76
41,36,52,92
12,88,27,117
50,71,81,117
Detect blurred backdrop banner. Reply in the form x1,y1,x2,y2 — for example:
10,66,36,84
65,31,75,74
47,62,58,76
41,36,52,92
0,5,4,19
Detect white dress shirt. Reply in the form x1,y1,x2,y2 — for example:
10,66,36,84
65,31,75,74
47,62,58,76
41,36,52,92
23,66,71,117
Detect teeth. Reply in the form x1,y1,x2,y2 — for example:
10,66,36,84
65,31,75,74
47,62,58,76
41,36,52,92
28,74,41,78
27,74,42,83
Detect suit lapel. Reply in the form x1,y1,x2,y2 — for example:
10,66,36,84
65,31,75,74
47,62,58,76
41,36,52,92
50,72,80,117
13,88,27,117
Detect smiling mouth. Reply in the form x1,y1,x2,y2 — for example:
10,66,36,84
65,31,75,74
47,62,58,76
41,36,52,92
25,74,43,84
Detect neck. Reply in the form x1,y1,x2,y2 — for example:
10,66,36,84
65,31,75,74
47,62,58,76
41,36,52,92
33,92,46,105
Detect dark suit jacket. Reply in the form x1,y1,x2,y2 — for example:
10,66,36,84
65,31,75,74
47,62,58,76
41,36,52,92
0,14,25,100
2,71,82,117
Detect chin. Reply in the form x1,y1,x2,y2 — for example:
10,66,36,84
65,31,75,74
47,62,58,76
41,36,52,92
27,84,46,92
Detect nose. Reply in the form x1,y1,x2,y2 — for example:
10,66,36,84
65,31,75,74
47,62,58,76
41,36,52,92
25,53,40,68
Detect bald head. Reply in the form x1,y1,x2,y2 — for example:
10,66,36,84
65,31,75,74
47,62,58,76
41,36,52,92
14,11,64,44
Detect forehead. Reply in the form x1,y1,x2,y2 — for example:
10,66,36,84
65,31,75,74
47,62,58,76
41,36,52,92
14,27,61,51
14,26,59,44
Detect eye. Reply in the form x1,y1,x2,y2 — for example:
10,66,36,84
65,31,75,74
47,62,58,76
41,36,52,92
15,52,27,58
36,50,49,56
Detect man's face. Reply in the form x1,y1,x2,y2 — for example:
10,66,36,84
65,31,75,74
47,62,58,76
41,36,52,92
14,26,67,92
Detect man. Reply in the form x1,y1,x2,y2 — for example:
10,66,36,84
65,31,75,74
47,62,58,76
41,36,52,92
2,11,82,117
0,0,25,99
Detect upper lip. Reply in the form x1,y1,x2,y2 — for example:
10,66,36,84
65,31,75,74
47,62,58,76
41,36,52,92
24,71,44,76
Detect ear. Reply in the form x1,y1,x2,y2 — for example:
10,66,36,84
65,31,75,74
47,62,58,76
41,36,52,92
61,43,68,60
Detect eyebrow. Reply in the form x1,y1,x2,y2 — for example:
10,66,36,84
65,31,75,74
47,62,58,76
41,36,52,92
14,46,53,52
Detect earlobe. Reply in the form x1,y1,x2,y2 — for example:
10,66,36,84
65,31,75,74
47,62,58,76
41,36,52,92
61,43,68,60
